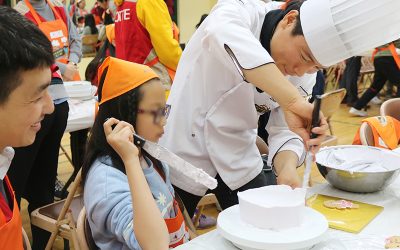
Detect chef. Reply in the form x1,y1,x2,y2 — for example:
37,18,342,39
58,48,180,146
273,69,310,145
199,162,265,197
160,0,400,216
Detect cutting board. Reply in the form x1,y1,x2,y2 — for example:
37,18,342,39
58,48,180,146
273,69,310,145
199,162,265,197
306,194,383,233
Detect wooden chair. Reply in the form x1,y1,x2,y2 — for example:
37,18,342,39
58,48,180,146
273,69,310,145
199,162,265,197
359,122,374,146
82,34,99,57
30,169,83,250
76,207,97,250
22,227,32,250
324,62,346,91
319,88,347,146
192,194,220,229
380,98,400,121
358,56,375,94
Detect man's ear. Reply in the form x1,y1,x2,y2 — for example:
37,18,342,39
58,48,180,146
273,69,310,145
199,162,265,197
282,10,299,29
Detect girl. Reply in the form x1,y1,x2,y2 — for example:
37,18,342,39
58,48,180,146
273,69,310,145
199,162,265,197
83,14,98,36
81,57,189,249
82,14,98,53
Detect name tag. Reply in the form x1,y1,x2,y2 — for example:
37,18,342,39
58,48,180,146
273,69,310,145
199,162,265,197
50,30,64,39
53,48,65,59
51,40,60,47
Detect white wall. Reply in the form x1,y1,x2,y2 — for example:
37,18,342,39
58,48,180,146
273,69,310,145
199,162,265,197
177,0,217,44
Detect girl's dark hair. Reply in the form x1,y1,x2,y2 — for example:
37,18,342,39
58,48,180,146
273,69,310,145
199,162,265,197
84,14,98,34
81,67,144,187
282,0,305,36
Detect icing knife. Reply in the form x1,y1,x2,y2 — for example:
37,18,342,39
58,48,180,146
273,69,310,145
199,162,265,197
132,133,218,190
302,95,322,188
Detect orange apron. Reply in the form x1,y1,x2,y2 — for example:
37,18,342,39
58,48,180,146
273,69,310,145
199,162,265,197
0,176,24,250
372,43,400,70
165,200,190,248
25,0,80,80
154,166,189,248
353,116,400,149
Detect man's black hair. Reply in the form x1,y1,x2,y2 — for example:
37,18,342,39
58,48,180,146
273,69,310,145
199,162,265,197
283,0,305,36
0,6,54,105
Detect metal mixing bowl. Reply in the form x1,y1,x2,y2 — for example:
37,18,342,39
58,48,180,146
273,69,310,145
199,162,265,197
316,145,400,193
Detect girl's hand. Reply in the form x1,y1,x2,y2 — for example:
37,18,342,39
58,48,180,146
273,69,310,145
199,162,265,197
103,118,139,161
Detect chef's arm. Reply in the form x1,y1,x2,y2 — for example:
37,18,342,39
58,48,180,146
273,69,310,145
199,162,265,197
243,64,328,145
256,135,269,155
273,150,302,188
242,64,308,115
266,108,305,188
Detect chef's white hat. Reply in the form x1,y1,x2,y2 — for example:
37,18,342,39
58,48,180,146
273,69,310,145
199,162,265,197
300,0,400,67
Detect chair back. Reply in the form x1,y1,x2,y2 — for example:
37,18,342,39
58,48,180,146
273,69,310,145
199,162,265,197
380,98,400,121
324,62,346,91
22,227,31,250
360,56,375,74
31,170,84,250
320,88,347,120
82,34,98,47
359,122,374,146
82,34,99,56
77,207,99,250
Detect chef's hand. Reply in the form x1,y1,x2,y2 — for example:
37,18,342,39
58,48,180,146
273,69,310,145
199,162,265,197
103,118,139,161
63,62,79,81
277,166,302,189
273,150,302,189
282,98,328,151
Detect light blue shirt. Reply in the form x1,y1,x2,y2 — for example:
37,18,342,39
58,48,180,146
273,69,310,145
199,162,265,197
84,156,175,250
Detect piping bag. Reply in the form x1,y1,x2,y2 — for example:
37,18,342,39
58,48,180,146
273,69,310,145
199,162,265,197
302,95,322,188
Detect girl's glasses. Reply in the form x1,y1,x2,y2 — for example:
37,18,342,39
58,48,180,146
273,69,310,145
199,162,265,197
137,106,168,124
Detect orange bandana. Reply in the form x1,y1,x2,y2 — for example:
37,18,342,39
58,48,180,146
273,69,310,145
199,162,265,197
98,57,158,105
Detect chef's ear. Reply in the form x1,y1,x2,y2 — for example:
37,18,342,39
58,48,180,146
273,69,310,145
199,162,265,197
282,10,299,29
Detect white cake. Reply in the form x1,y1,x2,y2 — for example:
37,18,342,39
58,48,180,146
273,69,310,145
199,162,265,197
237,185,306,230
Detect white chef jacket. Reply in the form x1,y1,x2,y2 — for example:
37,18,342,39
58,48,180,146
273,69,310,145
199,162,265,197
255,74,316,168
160,0,315,196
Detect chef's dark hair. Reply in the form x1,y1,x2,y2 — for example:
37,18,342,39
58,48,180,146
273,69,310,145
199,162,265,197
282,0,305,36
81,67,144,187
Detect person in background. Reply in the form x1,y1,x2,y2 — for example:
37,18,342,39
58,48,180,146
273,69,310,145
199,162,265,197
113,0,182,90
339,56,361,107
91,0,109,24
72,0,88,27
0,6,55,249
65,13,101,184
16,0,82,81
82,57,190,249
82,14,99,53
98,8,114,42
350,39,400,117
68,0,75,14
12,0,81,247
